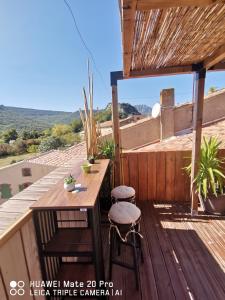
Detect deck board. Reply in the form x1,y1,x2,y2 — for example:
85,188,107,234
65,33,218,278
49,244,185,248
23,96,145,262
104,201,225,300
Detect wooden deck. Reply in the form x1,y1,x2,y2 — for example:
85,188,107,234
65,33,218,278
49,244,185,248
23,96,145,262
102,201,225,300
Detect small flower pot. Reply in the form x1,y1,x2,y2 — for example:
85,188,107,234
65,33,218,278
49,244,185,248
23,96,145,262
64,182,75,192
81,164,92,174
88,158,95,164
199,194,225,215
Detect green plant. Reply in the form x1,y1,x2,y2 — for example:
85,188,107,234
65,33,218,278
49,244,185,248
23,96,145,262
38,137,62,152
27,144,39,153
185,137,225,198
98,139,115,160
2,128,18,143
64,174,75,184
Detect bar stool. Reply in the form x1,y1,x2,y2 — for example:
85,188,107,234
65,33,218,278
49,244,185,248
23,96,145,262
108,202,143,289
111,185,136,204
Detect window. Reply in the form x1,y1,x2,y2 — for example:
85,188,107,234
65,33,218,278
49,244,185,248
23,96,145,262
19,182,32,192
22,168,32,177
0,184,12,199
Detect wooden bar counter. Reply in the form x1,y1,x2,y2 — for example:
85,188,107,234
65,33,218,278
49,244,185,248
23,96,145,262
31,159,110,299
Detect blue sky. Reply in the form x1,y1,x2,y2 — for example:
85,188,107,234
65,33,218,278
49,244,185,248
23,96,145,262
0,0,224,112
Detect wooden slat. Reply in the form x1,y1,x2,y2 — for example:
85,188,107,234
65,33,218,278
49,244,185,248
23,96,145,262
0,231,32,299
138,152,148,200
156,152,166,201
122,0,138,77
121,154,130,186
165,152,175,201
204,43,225,69
128,153,139,198
147,152,157,201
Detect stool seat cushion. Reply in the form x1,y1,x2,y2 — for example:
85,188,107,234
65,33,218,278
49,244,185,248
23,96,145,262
108,202,141,225
111,185,135,200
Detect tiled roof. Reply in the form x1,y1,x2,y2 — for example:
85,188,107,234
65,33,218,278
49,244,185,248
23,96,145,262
26,142,87,167
135,119,225,152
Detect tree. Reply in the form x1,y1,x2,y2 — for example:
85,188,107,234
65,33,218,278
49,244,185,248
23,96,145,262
38,137,62,152
71,119,83,133
2,128,18,143
51,124,72,137
208,86,217,95
21,130,40,140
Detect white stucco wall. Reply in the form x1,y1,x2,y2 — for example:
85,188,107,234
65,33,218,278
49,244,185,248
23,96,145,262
0,161,55,200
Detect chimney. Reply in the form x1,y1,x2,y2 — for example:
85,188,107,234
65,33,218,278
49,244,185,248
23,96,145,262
160,88,175,140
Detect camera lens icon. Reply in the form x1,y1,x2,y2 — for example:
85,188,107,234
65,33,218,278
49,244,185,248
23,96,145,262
10,281,25,296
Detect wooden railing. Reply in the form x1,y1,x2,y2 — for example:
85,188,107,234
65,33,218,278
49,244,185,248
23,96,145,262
0,211,44,300
121,149,225,202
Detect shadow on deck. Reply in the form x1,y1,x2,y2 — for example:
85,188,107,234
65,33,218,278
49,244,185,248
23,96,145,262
102,201,225,300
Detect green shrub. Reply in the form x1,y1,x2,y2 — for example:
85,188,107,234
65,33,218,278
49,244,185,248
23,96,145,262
38,137,62,152
71,119,83,133
12,139,27,155
0,143,13,157
21,130,41,140
98,139,115,160
27,144,39,153
2,128,18,143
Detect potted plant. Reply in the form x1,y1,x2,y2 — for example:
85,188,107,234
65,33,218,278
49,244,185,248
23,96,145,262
81,163,92,174
64,174,76,192
185,137,225,215
88,156,95,164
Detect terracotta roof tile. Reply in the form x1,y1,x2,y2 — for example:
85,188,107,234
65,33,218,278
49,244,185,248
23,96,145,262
135,119,225,152
26,142,86,167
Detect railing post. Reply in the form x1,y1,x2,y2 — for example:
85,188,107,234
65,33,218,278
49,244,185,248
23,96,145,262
110,71,123,186
191,68,206,215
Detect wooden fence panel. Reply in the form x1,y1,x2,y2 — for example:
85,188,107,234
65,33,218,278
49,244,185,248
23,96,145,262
121,150,192,203
138,152,148,201
147,152,156,201
128,153,139,197
165,152,175,201
156,152,166,201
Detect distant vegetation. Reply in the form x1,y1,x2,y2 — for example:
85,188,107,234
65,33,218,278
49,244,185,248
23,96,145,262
0,102,148,164
0,105,81,132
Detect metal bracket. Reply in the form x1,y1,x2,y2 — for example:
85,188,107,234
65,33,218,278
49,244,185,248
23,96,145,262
110,71,124,86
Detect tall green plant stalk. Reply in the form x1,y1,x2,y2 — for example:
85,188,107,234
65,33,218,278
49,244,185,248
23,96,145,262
185,136,225,198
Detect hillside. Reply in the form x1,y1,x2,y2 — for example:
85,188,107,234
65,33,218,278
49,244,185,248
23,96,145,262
134,104,152,115
0,105,80,132
0,102,142,133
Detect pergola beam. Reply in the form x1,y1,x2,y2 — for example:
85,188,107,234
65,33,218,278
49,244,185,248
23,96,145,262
204,44,225,69
126,62,225,79
122,0,137,77
137,0,223,10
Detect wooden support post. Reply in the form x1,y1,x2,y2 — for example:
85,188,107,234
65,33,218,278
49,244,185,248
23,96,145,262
191,68,206,215
111,72,123,186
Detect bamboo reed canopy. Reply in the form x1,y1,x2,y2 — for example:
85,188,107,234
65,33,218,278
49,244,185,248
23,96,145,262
120,0,225,78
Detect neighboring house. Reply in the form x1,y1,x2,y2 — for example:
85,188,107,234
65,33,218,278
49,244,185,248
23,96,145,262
134,118,225,152
103,88,225,150
0,142,86,202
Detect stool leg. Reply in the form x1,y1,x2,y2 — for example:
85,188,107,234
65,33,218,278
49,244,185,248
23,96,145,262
132,232,140,290
117,234,121,256
109,227,115,280
138,235,144,263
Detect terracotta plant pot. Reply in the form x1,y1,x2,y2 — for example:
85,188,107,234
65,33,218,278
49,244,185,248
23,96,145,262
199,194,225,215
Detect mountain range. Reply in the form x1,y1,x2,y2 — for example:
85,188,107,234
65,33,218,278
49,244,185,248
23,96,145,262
0,103,151,132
